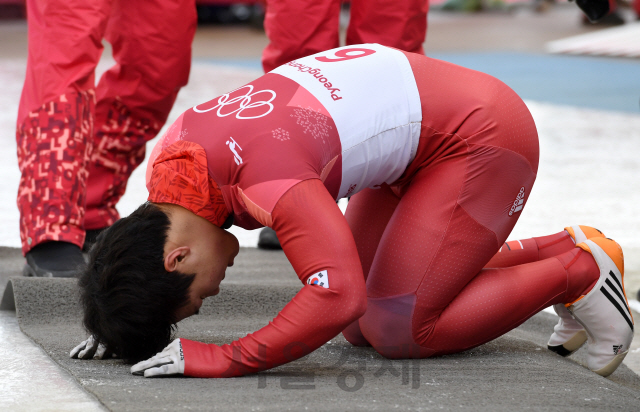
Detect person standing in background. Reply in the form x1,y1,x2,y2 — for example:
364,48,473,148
257,0,428,248
261,0,428,73
17,0,197,277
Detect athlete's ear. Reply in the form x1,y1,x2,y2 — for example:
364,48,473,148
164,246,190,272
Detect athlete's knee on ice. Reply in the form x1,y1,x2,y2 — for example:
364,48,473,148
357,294,434,359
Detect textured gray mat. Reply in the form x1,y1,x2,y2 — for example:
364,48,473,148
2,247,640,411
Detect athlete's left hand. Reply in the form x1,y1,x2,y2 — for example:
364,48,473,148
70,336,117,360
131,338,185,378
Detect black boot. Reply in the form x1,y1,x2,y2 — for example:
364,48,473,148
83,227,109,252
257,227,282,250
24,241,85,278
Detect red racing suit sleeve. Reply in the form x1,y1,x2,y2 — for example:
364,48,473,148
180,179,367,377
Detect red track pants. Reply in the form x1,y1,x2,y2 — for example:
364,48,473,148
262,0,428,72
16,0,197,254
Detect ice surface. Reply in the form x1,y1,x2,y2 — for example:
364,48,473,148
0,311,104,412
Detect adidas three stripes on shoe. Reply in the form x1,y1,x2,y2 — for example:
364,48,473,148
567,237,634,377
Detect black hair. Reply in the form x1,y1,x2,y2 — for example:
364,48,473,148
79,202,195,364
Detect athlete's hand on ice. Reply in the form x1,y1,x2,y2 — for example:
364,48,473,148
70,336,117,359
131,338,185,378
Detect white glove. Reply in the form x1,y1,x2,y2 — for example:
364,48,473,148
130,338,185,378
70,336,117,360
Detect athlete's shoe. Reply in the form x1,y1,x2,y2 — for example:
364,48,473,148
565,225,604,244
548,306,589,357
547,226,605,356
566,238,634,377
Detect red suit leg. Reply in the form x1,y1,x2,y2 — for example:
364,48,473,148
261,0,342,73
484,231,577,268
350,55,597,359
355,56,600,358
16,0,110,254
85,0,197,230
346,0,428,54
356,148,599,358
342,185,399,346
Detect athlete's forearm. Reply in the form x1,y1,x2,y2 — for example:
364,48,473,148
181,281,365,377
181,179,367,377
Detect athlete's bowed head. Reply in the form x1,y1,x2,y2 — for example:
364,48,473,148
79,202,239,363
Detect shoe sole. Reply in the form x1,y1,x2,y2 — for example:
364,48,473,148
548,330,588,357
592,350,629,377
22,264,36,277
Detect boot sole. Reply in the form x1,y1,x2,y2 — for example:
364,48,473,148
548,330,588,357
593,350,629,377
23,262,79,278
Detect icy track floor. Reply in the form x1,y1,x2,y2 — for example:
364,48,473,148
0,311,105,412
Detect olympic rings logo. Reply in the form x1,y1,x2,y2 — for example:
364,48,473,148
193,85,276,119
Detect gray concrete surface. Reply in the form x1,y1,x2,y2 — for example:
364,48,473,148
2,247,640,411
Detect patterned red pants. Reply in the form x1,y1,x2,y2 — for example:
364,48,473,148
16,93,165,254
17,92,95,254
16,0,196,255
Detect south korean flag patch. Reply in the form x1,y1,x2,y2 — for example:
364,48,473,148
307,270,329,289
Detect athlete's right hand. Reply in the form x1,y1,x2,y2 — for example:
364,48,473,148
69,336,117,360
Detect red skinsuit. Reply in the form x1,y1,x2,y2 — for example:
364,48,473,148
16,0,196,254
262,0,428,72
147,45,585,377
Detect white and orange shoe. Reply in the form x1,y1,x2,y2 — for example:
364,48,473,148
566,238,634,376
564,225,605,245
547,226,605,357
